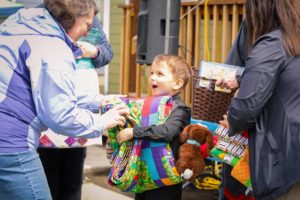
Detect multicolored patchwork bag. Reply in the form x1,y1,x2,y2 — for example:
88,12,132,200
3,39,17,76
106,96,182,193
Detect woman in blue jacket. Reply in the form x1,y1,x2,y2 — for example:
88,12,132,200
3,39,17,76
227,0,300,199
37,15,114,200
0,0,128,199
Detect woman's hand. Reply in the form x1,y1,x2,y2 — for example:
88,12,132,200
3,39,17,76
219,114,229,128
216,77,239,90
77,41,99,58
101,104,129,129
116,128,133,144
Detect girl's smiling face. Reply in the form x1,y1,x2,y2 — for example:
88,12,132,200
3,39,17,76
149,61,178,96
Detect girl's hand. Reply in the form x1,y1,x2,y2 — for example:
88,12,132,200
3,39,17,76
101,104,129,129
116,128,133,144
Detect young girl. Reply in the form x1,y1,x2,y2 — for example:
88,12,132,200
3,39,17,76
108,54,191,200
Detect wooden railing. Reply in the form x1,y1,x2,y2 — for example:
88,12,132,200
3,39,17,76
119,0,246,103
119,4,134,95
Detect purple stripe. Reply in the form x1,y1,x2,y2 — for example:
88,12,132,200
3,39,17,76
126,179,138,191
120,97,129,104
154,179,165,187
0,40,36,123
141,96,162,127
141,139,150,149
169,158,176,168
0,113,29,153
141,116,149,127
0,40,35,153
152,146,169,178
150,97,161,114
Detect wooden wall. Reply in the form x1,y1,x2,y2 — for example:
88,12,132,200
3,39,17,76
117,0,246,103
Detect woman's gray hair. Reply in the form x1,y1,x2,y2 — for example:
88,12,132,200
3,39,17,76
44,0,98,32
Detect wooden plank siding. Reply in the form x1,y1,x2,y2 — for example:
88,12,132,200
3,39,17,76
176,1,246,104
116,0,246,104
108,0,124,93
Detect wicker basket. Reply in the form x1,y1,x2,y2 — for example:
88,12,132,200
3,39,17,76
192,68,234,123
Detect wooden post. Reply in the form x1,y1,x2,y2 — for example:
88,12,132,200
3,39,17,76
194,6,201,67
203,4,210,61
119,7,126,94
221,5,229,62
135,63,141,97
123,6,132,95
185,6,194,105
231,4,239,43
179,7,185,58
129,0,139,94
147,65,152,96
212,5,220,62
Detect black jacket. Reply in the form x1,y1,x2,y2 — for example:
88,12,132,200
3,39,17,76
220,19,249,199
228,30,300,200
133,94,191,159
225,19,248,85
225,20,248,67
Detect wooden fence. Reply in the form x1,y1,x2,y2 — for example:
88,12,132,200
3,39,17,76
119,0,246,104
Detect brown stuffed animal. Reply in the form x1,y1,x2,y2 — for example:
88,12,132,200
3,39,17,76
175,124,214,181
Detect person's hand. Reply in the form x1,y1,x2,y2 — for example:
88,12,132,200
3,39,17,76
105,139,114,162
77,41,99,58
216,77,239,90
101,104,129,129
219,114,229,128
116,128,133,144
101,94,127,107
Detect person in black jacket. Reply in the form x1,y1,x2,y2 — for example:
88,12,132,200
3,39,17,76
226,0,300,199
216,19,247,91
109,54,191,200
216,20,252,200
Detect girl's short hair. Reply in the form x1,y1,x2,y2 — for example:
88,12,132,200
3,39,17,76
152,54,191,89
44,0,98,32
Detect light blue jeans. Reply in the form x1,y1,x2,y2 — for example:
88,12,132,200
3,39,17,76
0,150,52,200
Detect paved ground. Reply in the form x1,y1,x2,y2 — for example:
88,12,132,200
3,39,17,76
82,145,218,200
82,144,134,200
82,183,133,200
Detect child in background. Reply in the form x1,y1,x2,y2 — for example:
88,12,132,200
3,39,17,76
106,54,191,200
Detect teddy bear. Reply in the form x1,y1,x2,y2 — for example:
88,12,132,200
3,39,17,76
175,124,214,181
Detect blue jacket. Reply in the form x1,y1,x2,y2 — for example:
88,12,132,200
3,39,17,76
0,8,105,153
89,16,113,68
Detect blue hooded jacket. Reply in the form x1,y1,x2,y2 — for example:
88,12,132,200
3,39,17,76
0,8,105,153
